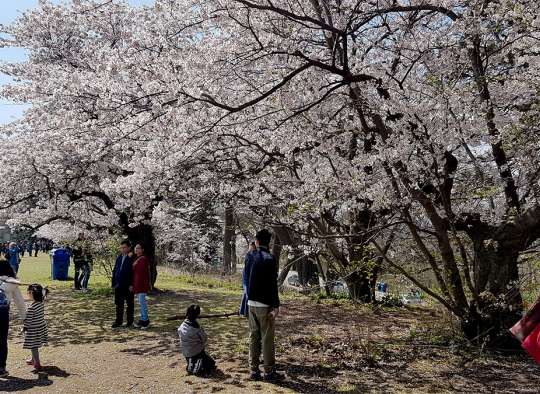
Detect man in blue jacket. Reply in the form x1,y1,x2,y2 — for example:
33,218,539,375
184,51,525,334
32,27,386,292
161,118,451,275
244,229,282,381
5,243,21,274
111,240,134,328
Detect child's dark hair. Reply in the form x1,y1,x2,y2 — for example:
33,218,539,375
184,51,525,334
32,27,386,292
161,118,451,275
0,258,15,278
186,304,201,321
28,283,44,302
121,239,131,247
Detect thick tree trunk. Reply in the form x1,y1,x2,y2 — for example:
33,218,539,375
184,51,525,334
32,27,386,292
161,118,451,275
124,222,158,290
315,255,332,296
347,213,380,302
230,234,237,274
295,256,317,286
343,267,378,302
222,205,235,274
460,237,523,345
271,231,282,266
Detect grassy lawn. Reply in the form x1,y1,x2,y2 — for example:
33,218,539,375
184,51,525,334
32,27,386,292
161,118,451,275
1,254,540,393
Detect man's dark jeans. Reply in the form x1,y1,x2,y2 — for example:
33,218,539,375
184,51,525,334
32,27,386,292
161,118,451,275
114,287,134,325
81,263,91,289
0,306,9,370
74,262,84,289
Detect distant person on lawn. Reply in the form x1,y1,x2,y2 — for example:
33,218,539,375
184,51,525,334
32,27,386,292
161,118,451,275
133,244,151,329
111,240,134,328
5,242,21,274
244,229,282,381
178,304,216,376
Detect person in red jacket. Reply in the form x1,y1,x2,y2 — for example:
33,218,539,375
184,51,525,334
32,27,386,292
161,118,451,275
133,244,151,329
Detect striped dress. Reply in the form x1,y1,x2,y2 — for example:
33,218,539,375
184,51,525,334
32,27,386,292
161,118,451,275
23,301,48,349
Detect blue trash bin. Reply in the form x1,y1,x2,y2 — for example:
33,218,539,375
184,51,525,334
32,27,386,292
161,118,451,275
51,248,71,280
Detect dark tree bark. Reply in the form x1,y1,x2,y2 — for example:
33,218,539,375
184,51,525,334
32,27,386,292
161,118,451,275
344,245,380,302
295,256,318,286
120,217,158,290
457,206,540,344
222,205,235,274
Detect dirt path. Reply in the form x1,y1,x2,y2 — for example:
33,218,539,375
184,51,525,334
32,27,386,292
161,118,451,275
1,287,540,393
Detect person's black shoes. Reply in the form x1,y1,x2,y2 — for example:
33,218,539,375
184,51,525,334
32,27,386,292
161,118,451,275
124,323,134,329
135,320,150,329
0,368,8,378
111,322,122,328
249,370,262,381
263,371,284,381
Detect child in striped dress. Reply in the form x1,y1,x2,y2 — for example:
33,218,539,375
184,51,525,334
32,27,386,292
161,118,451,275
23,284,48,372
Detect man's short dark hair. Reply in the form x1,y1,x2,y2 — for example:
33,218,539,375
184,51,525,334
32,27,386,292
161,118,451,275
120,239,131,247
255,229,272,247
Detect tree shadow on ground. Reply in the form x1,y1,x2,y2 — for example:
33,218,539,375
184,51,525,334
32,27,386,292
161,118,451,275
10,287,245,358
8,286,540,393
0,375,53,392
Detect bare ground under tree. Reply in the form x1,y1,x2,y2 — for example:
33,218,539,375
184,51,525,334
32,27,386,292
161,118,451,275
0,283,539,393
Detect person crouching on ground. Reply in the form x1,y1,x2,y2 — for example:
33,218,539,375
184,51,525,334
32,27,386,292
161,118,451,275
133,244,151,329
245,229,282,381
178,304,216,376
23,284,48,373
111,240,134,328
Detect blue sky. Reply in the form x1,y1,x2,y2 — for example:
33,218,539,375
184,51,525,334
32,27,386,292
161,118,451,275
0,0,154,125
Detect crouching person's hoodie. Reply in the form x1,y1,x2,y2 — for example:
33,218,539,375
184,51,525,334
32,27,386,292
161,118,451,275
178,319,207,358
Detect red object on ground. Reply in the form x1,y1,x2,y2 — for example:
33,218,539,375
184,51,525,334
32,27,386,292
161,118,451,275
132,256,151,294
522,323,540,364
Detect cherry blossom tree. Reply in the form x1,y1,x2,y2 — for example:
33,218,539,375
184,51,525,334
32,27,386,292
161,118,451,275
1,0,539,342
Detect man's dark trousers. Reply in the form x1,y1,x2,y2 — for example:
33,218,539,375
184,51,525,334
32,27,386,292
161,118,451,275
114,287,134,325
0,307,9,370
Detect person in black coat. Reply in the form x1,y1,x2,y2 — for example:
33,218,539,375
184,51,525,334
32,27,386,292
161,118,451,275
111,240,134,328
244,229,282,381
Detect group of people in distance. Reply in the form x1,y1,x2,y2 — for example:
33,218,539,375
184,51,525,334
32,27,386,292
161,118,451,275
0,258,48,377
178,228,283,382
0,240,52,262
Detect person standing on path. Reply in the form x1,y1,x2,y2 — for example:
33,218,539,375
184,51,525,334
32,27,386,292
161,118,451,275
72,234,93,291
244,229,282,381
5,243,21,274
23,284,48,373
0,258,26,377
133,244,151,329
240,242,257,318
111,240,134,328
